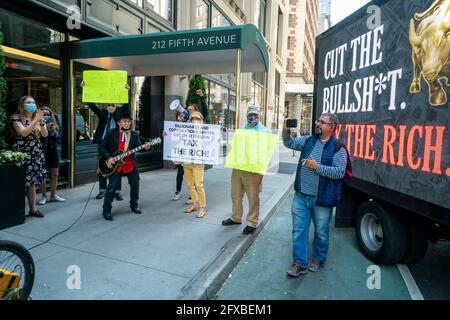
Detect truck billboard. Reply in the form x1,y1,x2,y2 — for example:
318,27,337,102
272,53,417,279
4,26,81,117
314,0,449,210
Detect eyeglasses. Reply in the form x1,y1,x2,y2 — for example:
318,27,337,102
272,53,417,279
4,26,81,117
315,119,333,125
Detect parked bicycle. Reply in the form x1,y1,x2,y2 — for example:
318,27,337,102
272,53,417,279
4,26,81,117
0,240,35,300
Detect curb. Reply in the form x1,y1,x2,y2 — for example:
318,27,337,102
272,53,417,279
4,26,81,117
179,173,295,300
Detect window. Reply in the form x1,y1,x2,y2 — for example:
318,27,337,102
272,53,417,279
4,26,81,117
195,0,209,29
146,0,173,22
273,71,281,129
276,7,283,55
195,1,232,29
255,0,266,35
212,6,231,27
128,0,144,7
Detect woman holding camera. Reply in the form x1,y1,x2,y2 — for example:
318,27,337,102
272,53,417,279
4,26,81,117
38,106,66,205
10,96,48,217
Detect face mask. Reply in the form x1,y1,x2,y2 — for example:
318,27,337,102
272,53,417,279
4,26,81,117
107,106,116,114
247,116,258,124
43,115,51,123
120,127,130,132
25,103,37,113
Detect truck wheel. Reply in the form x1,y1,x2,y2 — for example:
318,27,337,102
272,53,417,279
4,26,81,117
401,219,428,265
356,201,407,264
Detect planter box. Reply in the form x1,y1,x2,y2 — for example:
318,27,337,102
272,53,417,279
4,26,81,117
0,164,25,230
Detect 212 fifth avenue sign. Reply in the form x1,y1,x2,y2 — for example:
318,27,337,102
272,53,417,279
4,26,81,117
151,34,238,51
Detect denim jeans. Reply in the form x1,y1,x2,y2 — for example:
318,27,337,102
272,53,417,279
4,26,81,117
103,168,139,214
291,192,333,268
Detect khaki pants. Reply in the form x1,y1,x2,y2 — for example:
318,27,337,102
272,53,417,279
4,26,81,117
183,164,206,208
231,169,263,228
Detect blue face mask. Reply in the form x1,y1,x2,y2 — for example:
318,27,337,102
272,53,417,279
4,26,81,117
24,103,37,113
43,115,51,123
247,116,258,124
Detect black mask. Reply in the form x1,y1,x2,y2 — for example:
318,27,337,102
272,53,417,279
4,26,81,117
121,127,130,132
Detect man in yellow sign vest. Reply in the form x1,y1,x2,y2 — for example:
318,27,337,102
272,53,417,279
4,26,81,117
222,105,270,235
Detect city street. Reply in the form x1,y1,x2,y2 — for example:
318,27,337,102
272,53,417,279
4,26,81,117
216,191,450,300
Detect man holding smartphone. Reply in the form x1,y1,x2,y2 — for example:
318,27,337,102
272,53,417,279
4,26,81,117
282,113,347,277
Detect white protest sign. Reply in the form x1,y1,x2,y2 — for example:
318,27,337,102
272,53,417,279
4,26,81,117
163,121,221,165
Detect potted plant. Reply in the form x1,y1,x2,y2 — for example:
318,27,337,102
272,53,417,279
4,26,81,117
0,30,27,230
0,151,27,230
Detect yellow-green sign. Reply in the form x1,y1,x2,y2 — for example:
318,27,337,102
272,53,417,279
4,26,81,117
225,129,278,175
82,70,128,103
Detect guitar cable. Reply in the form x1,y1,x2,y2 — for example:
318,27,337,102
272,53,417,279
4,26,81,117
26,139,161,251
27,181,97,251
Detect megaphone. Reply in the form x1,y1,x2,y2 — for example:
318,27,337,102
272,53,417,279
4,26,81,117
169,99,189,119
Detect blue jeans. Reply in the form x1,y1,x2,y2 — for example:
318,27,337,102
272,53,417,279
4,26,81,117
291,192,333,268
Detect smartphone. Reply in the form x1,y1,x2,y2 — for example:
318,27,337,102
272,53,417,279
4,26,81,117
286,119,298,128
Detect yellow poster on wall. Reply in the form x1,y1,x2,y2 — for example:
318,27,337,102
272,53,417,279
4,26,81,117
82,70,128,103
224,129,278,175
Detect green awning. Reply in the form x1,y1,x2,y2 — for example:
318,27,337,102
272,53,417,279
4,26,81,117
69,24,268,76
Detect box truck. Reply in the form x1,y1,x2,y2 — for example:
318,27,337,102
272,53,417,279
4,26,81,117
313,0,450,264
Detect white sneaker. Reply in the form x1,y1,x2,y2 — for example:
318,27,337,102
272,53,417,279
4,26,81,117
173,192,181,201
38,196,47,205
50,194,66,202
185,198,193,204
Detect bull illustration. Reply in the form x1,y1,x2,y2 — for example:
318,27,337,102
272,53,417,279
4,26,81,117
409,0,450,106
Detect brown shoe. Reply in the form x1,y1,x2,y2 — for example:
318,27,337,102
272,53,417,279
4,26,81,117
184,203,199,214
196,208,207,219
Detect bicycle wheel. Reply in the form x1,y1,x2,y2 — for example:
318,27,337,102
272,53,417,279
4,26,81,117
0,240,35,300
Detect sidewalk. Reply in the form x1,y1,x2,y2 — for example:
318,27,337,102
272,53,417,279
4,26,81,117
0,145,298,300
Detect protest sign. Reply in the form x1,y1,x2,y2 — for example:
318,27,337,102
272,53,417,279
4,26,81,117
82,70,128,103
224,129,278,175
163,121,221,165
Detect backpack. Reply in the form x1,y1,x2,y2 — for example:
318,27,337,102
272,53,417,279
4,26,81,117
334,141,352,186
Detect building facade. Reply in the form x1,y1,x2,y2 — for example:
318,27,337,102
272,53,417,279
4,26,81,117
0,0,288,187
285,0,319,135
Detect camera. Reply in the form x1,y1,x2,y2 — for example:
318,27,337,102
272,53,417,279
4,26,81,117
285,119,298,128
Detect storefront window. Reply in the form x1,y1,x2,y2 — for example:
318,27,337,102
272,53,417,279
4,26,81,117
211,6,231,27
196,0,209,29
146,0,173,22
1,9,67,182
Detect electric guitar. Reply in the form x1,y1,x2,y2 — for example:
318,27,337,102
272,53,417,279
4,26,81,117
97,137,162,177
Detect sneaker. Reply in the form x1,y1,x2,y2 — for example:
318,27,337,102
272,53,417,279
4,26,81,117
308,259,322,272
286,263,308,277
185,197,193,204
184,203,199,214
173,191,181,201
114,192,123,201
96,191,105,199
38,196,47,205
196,208,207,219
49,194,66,202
